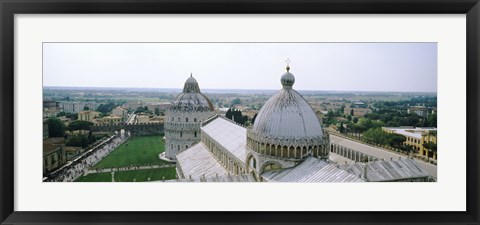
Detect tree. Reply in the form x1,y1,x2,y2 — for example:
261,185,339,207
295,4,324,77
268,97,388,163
66,134,89,148
423,142,437,159
47,117,66,138
389,134,406,147
427,113,437,127
83,106,90,110
231,98,241,105
352,117,358,123
361,128,391,145
337,122,345,133
68,120,94,131
97,102,117,114
154,108,160,116
347,115,352,121
350,108,354,116
251,113,258,125
225,108,248,125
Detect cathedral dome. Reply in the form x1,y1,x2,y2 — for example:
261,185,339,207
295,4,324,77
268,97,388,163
170,74,214,112
247,65,324,160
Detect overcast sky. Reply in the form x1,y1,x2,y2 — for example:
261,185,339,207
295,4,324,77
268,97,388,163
43,43,437,92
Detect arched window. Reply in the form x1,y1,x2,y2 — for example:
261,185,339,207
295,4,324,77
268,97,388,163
172,117,174,121
178,117,180,121
180,131,183,137
194,118,197,122
194,131,197,137
171,144,173,150
177,145,180,151
186,118,188,122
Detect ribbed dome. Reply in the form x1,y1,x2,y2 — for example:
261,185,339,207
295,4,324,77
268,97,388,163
251,69,323,142
170,75,214,112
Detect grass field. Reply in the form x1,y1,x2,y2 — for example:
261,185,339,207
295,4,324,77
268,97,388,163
93,135,168,169
75,167,176,182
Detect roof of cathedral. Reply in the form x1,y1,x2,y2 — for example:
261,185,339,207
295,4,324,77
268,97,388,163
202,116,247,163
169,74,214,112
250,66,323,142
176,143,228,178
261,157,364,182
339,158,430,182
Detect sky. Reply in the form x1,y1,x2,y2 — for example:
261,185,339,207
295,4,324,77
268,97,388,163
43,43,437,92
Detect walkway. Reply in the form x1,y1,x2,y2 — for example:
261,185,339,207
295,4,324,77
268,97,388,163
86,164,175,174
330,134,437,178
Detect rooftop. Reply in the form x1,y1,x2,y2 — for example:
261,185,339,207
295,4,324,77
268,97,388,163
201,116,247,163
262,157,364,182
339,158,431,182
176,143,228,179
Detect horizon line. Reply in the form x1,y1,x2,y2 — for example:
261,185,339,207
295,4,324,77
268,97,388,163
43,85,438,94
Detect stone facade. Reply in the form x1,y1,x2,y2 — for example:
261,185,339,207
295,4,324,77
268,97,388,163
165,75,215,160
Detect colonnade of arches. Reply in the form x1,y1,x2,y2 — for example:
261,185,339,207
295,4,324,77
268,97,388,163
330,143,378,162
246,136,328,159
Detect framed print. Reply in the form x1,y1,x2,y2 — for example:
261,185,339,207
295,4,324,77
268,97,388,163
1,0,479,224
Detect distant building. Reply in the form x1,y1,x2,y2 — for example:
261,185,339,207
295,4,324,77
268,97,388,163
43,100,58,110
112,106,128,122
145,102,171,112
43,119,49,139
43,138,67,175
101,115,123,124
382,127,437,159
60,102,98,113
407,106,430,118
43,108,60,118
64,146,83,160
136,115,150,124
344,107,372,117
78,110,100,122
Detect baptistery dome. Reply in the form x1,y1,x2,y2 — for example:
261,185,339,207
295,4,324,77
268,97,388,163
246,66,325,162
165,74,216,160
170,74,214,112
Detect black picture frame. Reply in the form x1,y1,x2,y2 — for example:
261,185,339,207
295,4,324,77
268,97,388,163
1,0,479,224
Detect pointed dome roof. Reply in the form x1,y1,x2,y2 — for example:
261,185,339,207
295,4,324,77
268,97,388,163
251,66,323,142
170,74,214,112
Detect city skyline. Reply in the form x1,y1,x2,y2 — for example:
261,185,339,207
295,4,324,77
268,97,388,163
43,43,437,92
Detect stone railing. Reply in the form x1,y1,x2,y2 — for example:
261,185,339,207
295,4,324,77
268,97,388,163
327,129,437,165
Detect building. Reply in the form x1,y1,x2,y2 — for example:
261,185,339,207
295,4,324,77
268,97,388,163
101,115,123,124
60,102,98,113
145,102,171,112
78,110,100,122
136,115,150,124
43,138,67,175
174,65,431,182
164,74,216,160
407,106,430,118
112,106,128,122
343,107,372,117
43,100,58,110
382,127,437,159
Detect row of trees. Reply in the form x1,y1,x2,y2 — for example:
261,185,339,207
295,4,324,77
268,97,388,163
225,108,249,126
47,118,97,148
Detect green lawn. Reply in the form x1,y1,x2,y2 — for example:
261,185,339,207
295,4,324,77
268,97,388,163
75,167,176,182
93,135,167,169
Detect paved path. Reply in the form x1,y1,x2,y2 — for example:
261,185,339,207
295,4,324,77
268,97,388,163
86,164,175,174
330,134,437,178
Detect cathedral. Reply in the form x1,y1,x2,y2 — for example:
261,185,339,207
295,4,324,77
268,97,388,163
165,66,431,182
